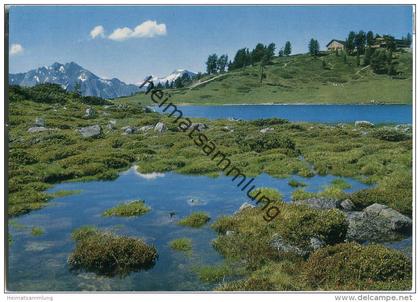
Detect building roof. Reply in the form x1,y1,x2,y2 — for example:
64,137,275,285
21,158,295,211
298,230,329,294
326,39,345,47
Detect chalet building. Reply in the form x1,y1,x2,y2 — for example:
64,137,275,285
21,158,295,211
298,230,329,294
326,39,345,51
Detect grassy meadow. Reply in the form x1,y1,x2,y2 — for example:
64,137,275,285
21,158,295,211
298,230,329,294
119,51,412,105
7,84,413,290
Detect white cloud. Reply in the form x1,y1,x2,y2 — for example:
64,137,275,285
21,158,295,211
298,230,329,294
108,20,166,41
10,43,24,56
90,25,105,39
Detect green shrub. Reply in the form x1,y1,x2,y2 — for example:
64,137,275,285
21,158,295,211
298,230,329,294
177,212,210,228
303,243,412,290
242,133,296,153
169,238,192,252
372,128,411,142
31,227,44,236
211,215,238,234
195,264,236,283
250,187,283,202
331,178,351,189
102,200,150,217
68,227,158,276
288,179,307,188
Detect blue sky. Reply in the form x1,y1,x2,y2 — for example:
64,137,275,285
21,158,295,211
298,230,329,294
9,5,413,84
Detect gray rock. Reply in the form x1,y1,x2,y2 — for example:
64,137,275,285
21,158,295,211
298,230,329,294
34,117,45,127
78,125,102,138
340,199,355,211
260,127,274,134
191,123,208,132
84,107,96,118
222,126,234,132
270,234,324,257
293,198,339,210
270,234,307,256
154,122,167,133
310,237,326,250
395,124,412,133
226,230,235,236
121,126,135,135
345,203,412,243
234,202,255,215
364,203,412,231
107,120,117,130
138,125,154,132
28,126,49,133
355,120,374,127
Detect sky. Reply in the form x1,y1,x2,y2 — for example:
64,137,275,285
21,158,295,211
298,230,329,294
8,5,413,84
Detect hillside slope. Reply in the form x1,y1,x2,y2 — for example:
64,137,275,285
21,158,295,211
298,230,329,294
121,52,412,105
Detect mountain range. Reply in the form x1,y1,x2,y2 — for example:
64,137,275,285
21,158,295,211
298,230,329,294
147,69,197,86
9,62,196,99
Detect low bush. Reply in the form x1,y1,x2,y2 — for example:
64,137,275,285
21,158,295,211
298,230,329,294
169,238,192,252
68,227,158,276
303,243,412,290
177,212,210,228
102,200,150,217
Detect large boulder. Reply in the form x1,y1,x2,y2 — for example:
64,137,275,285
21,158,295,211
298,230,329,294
154,122,167,133
345,203,412,243
79,125,102,138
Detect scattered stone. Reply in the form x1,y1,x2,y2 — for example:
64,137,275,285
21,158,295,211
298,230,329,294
225,230,235,236
34,117,45,127
222,126,234,132
355,120,374,128
260,127,274,134
28,126,49,133
84,107,96,118
191,123,208,132
107,120,117,130
395,124,412,133
138,125,154,132
154,122,167,133
293,198,339,210
121,126,135,135
339,199,355,211
78,125,102,138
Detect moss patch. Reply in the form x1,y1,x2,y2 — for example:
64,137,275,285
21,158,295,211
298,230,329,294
30,226,44,236
177,212,210,228
102,200,150,217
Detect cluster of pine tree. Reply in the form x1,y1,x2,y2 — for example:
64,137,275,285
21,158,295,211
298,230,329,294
343,30,412,75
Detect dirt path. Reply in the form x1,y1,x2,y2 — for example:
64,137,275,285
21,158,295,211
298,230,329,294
189,73,229,89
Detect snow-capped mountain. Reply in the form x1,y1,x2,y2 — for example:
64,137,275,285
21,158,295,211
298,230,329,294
9,62,139,99
140,69,197,86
